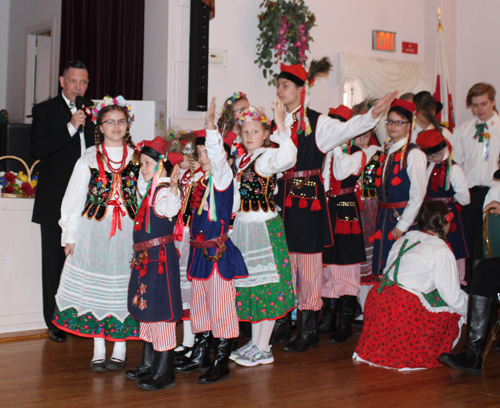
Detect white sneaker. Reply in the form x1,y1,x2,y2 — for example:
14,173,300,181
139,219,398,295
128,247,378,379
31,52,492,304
229,341,253,361
234,345,274,367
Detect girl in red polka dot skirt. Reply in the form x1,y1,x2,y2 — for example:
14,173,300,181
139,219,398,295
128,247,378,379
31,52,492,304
353,201,468,370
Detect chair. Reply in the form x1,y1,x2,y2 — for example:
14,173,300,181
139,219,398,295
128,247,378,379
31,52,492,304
481,211,500,364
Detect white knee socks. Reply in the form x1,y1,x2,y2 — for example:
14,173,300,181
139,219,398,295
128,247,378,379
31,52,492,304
111,341,126,361
256,320,276,352
92,338,106,362
182,319,195,348
251,322,261,346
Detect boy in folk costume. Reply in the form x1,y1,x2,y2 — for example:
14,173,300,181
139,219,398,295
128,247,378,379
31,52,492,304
175,98,248,384
274,58,397,352
370,99,428,275
319,105,367,343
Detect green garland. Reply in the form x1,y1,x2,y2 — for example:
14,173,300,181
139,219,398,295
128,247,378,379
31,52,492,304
255,0,316,86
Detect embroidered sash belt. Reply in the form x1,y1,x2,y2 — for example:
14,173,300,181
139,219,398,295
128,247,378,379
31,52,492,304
133,235,174,252
326,187,355,198
190,233,229,262
378,201,408,209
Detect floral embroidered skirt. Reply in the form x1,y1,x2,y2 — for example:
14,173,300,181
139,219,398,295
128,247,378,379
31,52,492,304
353,282,461,370
235,216,295,322
53,306,140,341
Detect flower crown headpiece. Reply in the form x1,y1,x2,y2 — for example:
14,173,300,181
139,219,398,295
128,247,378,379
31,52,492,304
237,106,272,127
221,92,247,113
91,95,135,124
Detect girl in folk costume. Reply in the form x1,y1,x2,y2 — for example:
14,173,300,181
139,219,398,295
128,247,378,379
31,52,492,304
172,132,204,360
370,99,427,275
125,138,183,391
354,201,468,370
319,105,366,343
273,58,396,353
229,101,296,367
53,96,140,372
175,98,248,384
416,129,470,285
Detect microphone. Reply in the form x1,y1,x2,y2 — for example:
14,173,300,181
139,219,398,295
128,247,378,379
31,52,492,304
75,96,85,133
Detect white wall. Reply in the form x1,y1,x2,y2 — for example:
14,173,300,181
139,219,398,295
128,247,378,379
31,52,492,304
0,0,10,112
154,0,448,132
5,0,61,123
455,0,500,125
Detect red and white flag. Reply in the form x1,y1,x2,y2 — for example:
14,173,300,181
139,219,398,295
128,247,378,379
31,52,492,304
433,10,455,132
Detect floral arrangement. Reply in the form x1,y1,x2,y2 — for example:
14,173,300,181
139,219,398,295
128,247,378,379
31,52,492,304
255,0,316,86
91,95,135,124
237,106,272,126
0,170,37,197
221,92,248,113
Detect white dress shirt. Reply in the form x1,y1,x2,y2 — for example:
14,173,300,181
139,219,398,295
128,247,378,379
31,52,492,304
62,92,87,156
284,106,380,154
452,113,500,188
384,230,468,316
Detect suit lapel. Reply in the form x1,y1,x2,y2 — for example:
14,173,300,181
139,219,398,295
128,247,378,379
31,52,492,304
57,94,72,121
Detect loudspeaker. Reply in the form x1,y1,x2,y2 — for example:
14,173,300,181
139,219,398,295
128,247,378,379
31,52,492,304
188,0,210,111
0,124,36,173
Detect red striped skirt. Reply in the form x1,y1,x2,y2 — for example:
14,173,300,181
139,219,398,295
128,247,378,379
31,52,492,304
354,282,461,369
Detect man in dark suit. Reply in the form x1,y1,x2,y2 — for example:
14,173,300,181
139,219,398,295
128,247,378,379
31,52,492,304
30,60,95,342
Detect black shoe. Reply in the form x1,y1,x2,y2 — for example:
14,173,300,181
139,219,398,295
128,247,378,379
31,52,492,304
495,341,500,352
284,310,319,353
90,359,106,372
270,313,292,346
106,357,127,370
317,298,339,335
198,338,233,384
438,294,492,376
138,350,175,391
125,341,154,380
175,331,212,373
48,329,66,342
329,296,358,343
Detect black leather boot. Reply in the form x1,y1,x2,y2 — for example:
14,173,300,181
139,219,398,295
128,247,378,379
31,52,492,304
284,310,319,353
137,350,175,390
270,312,292,346
174,331,212,373
317,298,339,335
329,296,357,343
125,341,154,380
198,338,233,384
438,294,492,375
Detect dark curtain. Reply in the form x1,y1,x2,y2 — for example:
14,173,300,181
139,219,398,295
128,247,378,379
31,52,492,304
59,0,145,100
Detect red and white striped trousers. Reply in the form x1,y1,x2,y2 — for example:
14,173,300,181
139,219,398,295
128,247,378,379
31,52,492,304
289,252,323,311
139,321,177,352
190,267,239,339
321,264,361,298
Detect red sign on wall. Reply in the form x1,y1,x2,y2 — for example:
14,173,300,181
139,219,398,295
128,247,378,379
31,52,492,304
402,42,418,54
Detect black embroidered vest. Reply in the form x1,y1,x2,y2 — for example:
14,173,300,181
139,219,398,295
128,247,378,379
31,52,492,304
82,157,140,221
239,156,277,213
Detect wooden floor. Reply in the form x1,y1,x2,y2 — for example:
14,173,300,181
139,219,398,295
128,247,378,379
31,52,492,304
1,326,500,408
